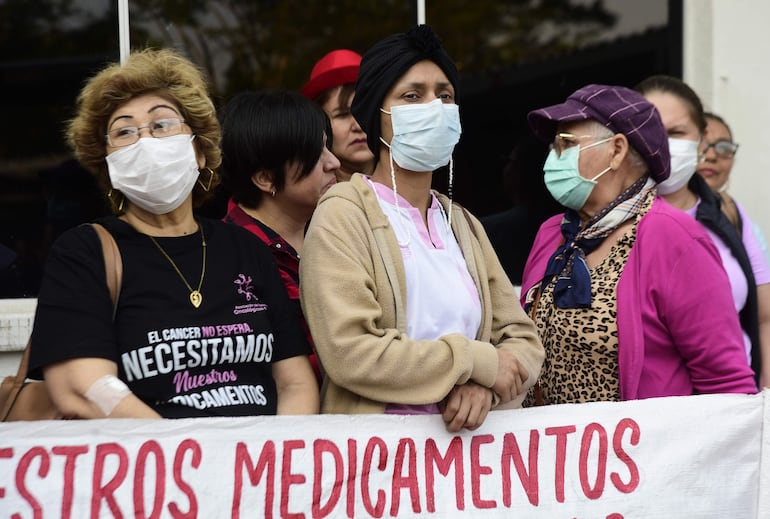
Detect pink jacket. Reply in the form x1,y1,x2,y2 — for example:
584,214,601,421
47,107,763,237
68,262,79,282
521,196,757,400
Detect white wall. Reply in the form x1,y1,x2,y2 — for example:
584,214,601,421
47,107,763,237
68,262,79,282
684,0,770,237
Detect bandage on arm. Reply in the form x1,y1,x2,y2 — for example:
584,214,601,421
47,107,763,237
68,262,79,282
85,374,131,416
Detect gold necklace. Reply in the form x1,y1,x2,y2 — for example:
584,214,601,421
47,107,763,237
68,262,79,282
148,224,206,308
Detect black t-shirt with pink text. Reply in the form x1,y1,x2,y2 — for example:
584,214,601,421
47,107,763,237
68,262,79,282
29,216,310,417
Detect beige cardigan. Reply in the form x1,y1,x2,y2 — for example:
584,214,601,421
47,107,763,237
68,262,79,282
299,174,544,414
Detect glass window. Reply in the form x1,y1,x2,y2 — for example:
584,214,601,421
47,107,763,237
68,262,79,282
0,0,673,298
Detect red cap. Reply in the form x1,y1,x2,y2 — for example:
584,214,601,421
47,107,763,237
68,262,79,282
301,49,362,100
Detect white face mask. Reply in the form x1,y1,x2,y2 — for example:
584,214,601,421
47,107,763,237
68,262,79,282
658,138,699,195
381,99,461,172
106,134,200,214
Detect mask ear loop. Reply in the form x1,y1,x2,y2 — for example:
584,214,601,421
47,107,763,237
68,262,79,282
589,165,613,182
581,136,614,183
381,137,412,248
378,106,414,247
388,141,412,249
446,157,453,228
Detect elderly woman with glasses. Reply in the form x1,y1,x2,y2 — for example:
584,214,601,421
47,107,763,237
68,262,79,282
636,77,770,388
521,84,756,406
27,48,319,418
700,112,770,385
697,113,769,253
698,113,758,235
698,113,770,259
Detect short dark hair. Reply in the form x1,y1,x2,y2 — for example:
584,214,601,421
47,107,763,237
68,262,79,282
634,74,707,134
219,90,332,208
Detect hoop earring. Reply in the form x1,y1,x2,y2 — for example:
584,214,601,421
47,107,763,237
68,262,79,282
270,189,276,197
107,189,125,213
197,168,215,192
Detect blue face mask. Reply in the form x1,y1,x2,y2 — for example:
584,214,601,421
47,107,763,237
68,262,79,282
380,99,461,172
543,138,613,210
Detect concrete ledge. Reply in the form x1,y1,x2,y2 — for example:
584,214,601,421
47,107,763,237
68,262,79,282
0,298,37,352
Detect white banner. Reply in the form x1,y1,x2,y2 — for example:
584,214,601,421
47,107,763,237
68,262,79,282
0,391,767,518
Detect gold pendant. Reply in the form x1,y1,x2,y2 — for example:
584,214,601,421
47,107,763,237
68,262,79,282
190,290,202,308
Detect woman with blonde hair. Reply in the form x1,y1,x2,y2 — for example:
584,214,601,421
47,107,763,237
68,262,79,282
28,49,319,418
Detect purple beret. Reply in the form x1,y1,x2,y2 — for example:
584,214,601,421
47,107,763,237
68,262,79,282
528,84,670,182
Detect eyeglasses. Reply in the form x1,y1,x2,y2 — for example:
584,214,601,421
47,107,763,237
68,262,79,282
106,118,187,147
699,139,739,160
551,132,611,157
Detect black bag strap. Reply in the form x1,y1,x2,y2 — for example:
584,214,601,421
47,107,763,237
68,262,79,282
0,223,122,421
92,223,123,320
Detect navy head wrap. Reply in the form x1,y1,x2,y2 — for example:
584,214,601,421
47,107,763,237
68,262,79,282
352,25,459,163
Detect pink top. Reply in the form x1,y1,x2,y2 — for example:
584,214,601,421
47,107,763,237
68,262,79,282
683,199,770,362
737,201,770,285
522,196,757,400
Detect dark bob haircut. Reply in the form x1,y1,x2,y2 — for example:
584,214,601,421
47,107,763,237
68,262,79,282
219,90,332,208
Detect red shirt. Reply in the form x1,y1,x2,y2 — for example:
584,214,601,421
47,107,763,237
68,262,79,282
223,198,321,385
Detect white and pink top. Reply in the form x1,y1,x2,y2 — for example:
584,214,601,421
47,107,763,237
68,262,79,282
367,178,481,415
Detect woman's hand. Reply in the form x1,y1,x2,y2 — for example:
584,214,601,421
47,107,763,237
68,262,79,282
491,349,529,404
439,382,493,433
